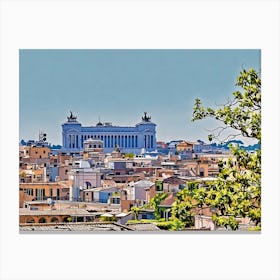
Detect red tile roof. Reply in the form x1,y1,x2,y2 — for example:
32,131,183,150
160,194,176,207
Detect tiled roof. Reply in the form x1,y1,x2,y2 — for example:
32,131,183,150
159,194,176,207
133,180,154,188
19,222,133,232
163,176,185,185
127,223,160,231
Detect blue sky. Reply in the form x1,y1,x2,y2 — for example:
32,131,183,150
19,49,260,146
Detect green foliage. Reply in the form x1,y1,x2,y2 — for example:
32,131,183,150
131,206,140,220
192,68,261,142
149,193,168,220
155,180,163,192
126,220,139,224
155,221,174,230
112,192,120,197
171,190,195,228
212,214,239,230
125,153,134,158
186,181,200,192
100,216,116,222
248,225,261,231
189,68,261,230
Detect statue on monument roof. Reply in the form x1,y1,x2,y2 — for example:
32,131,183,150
142,112,151,122
67,111,77,122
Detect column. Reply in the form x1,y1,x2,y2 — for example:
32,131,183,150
144,135,146,148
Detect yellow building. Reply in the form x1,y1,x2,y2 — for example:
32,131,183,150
176,141,195,152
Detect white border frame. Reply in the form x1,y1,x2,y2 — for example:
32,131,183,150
1,1,279,280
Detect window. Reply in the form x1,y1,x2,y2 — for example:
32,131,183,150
24,188,33,196
36,188,45,200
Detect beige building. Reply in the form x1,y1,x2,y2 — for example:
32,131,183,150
19,182,71,207
176,141,195,152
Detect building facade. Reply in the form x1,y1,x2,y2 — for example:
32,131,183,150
62,112,157,154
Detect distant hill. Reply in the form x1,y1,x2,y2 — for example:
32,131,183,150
51,145,62,149
213,140,260,151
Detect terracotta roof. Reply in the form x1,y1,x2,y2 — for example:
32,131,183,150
163,176,185,185
159,194,176,207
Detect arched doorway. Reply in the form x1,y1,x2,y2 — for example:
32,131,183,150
38,217,46,223
50,217,59,223
26,218,35,223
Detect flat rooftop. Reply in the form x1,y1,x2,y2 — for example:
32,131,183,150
19,208,92,216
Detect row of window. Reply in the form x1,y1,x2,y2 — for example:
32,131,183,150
67,134,158,149
67,134,155,149
23,188,61,199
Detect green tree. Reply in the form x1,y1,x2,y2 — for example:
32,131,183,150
131,206,140,220
190,68,261,230
171,189,195,228
125,153,134,158
149,193,167,220
193,68,261,142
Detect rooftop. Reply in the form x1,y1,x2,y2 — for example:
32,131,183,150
19,222,133,232
19,208,92,216
126,223,160,231
159,194,176,207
